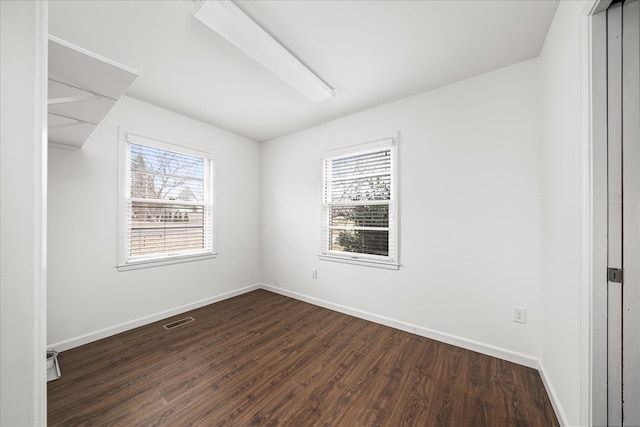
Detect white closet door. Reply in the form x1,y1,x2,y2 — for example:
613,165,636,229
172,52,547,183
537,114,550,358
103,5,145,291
609,1,640,425
607,2,623,425
621,1,640,425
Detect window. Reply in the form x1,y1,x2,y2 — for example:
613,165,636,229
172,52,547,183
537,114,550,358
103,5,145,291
118,131,215,270
320,134,398,269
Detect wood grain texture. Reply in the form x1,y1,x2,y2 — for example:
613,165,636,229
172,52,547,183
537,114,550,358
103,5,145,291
48,290,558,426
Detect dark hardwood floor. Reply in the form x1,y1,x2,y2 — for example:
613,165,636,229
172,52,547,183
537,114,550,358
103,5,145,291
48,290,559,426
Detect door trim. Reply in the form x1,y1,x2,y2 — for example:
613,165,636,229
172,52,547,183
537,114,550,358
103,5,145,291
584,0,612,426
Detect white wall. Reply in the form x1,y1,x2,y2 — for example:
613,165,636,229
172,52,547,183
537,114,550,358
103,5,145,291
260,59,543,364
538,1,591,425
0,1,48,425
47,96,261,348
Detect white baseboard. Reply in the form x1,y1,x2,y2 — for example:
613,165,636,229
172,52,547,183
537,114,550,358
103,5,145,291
260,284,539,369
48,281,563,423
48,283,261,352
50,281,540,370
538,361,569,426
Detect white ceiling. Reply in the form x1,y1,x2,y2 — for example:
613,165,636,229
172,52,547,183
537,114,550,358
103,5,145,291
49,0,559,142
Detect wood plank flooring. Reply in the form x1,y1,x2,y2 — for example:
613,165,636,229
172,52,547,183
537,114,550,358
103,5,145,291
48,290,559,426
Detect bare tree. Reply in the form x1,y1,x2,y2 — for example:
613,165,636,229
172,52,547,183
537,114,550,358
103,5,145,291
335,177,390,256
131,148,202,223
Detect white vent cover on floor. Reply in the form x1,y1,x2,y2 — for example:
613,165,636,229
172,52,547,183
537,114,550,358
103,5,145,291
163,317,195,330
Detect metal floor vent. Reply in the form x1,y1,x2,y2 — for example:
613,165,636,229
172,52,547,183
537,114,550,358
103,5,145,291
163,317,195,330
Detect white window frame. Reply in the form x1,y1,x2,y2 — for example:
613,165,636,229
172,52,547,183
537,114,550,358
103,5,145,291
117,128,217,271
319,132,399,270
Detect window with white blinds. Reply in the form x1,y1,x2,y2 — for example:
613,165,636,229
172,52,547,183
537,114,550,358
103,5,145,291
321,135,398,269
119,131,215,269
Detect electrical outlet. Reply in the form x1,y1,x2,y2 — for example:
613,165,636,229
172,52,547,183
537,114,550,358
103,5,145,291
513,307,527,324
311,269,317,279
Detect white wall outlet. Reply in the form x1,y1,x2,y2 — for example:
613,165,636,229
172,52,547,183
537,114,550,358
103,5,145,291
513,307,527,324
311,269,317,279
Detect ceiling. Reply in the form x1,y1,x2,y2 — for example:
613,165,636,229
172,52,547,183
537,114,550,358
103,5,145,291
49,0,559,142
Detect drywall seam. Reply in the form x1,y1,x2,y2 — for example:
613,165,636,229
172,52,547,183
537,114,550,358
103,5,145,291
260,284,539,369
47,283,261,352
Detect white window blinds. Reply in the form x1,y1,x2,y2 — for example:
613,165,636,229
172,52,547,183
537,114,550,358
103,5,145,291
322,136,398,267
124,133,214,264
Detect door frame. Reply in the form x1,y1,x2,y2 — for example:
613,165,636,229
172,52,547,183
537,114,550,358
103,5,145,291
0,0,48,425
587,0,614,425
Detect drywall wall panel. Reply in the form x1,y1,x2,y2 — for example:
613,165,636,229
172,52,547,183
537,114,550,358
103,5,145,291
539,1,591,425
260,59,542,361
47,96,261,347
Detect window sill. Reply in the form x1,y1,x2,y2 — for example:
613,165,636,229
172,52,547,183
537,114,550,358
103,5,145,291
318,254,400,270
116,252,218,272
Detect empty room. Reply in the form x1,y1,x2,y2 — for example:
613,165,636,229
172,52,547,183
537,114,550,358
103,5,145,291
2,0,638,426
